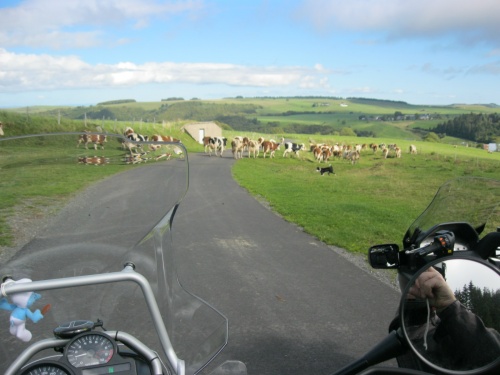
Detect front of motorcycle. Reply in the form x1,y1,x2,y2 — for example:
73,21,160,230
0,133,247,375
338,177,500,375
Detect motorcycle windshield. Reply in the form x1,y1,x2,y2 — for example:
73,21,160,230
404,177,500,245
0,133,227,374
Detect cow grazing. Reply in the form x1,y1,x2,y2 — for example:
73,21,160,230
409,144,417,154
283,142,305,158
316,165,335,176
77,133,107,150
0,121,4,136
261,140,280,158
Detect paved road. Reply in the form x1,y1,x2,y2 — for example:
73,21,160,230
172,153,400,375
0,150,400,374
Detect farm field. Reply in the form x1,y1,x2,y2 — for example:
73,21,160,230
229,134,500,253
1,98,499,255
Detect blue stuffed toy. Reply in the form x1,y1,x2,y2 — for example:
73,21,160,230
1,278,51,342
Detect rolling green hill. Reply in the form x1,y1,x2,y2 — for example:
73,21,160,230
3,97,499,145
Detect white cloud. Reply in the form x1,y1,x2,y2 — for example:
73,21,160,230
0,0,206,48
0,49,330,92
296,0,500,46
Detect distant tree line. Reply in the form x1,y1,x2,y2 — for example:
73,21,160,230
430,113,500,143
161,97,185,101
228,95,344,100
97,99,136,105
455,281,500,331
347,97,409,107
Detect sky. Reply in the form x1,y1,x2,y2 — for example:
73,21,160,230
1,0,500,107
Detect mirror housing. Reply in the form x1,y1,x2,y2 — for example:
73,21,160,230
368,244,400,269
400,256,500,374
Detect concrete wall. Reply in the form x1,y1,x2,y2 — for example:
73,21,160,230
182,122,221,144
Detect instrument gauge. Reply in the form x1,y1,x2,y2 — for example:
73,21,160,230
66,332,115,368
21,362,73,375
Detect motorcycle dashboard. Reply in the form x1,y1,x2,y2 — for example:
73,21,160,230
19,332,138,375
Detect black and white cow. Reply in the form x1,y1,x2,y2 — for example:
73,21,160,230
122,127,149,153
283,142,305,158
207,137,227,157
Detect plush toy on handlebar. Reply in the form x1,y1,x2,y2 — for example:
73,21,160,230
0,278,51,342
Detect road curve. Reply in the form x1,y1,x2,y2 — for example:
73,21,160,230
172,152,400,375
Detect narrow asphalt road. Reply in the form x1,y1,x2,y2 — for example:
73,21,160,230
172,152,400,375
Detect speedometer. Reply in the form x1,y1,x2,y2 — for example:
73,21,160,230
66,332,115,368
21,362,73,375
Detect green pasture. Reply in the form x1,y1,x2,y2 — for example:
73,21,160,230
230,134,500,254
1,100,499,256
0,133,190,247
0,136,129,246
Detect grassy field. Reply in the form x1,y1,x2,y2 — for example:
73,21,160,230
229,134,500,253
1,99,499,255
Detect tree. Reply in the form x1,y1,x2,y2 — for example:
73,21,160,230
423,132,440,142
340,127,356,137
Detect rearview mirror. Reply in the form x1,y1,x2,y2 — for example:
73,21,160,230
368,244,400,269
400,256,500,374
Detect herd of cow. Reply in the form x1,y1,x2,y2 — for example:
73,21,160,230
202,135,418,166
0,121,416,166
76,127,183,165
203,136,308,160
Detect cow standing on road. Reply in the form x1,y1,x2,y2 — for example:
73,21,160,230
206,137,227,157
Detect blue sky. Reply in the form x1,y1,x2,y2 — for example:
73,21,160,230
1,0,499,107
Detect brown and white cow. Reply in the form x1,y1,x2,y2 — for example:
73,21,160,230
394,147,402,158
151,134,180,143
261,140,280,159
203,136,213,154
231,137,245,159
247,139,261,158
77,132,107,150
